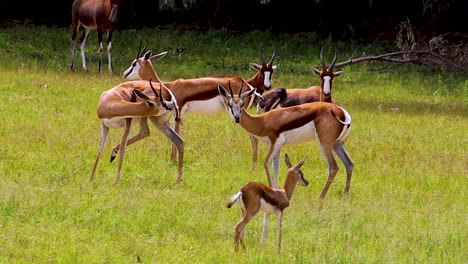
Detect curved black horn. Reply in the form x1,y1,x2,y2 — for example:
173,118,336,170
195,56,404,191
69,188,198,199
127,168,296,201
238,81,243,97
141,40,148,57
320,47,326,69
268,48,277,65
136,41,142,59
258,43,266,64
149,79,159,97
330,48,338,69
228,81,234,97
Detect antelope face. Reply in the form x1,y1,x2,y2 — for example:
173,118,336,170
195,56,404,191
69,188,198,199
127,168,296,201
261,63,277,90
122,59,141,80
218,83,256,123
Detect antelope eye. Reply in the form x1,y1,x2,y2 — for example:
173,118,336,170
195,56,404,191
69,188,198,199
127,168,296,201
132,61,137,67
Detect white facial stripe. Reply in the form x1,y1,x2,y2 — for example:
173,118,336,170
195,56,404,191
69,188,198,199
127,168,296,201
122,62,141,80
264,71,272,88
323,76,331,95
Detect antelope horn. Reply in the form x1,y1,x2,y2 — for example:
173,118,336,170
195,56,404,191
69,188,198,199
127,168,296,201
330,48,338,69
228,81,234,98
268,48,277,65
141,40,148,57
149,79,159,97
136,41,142,59
320,47,326,69
238,82,243,97
258,43,266,64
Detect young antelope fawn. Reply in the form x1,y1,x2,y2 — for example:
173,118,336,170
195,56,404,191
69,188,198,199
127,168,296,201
226,153,308,254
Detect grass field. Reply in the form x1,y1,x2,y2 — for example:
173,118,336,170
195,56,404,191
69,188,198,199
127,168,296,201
0,25,466,263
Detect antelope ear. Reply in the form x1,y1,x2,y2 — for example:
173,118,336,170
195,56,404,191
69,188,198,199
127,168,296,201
143,50,152,61
250,63,261,71
334,71,344,77
218,84,229,98
272,65,278,70
150,51,168,62
311,67,321,76
134,89,149,100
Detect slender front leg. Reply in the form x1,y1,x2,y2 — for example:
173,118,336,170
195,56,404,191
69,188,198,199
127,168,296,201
89,124,109,182
114,118,132,185
97,27,103,74
80,29,90,72
110,117,149,162
276,211,283,255
272,151,281,187
249,134,259,171
260,214,270,246
171,117,181,164
150,117,184,182
106,30,113,74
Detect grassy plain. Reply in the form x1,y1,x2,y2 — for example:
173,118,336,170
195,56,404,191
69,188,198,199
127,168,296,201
0,25,466,263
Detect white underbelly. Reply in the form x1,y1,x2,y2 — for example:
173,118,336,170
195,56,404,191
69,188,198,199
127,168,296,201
260,198,279,215
183,96,225,116
102,117,139,129
282,121,316,145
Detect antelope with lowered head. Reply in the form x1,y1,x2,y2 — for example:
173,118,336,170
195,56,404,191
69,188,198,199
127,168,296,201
218,82,353,199
70,0,122,74
119,43,276,166
227,153,308,254
89,80,183,185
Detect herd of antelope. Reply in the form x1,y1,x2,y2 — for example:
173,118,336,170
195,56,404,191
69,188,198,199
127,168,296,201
71,0,354,255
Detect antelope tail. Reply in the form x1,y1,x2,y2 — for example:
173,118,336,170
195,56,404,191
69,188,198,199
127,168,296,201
332,106,352,143
226,191,242,208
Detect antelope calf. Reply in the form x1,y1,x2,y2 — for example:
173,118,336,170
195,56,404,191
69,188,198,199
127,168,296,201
227,153,308,254
219,82,353,199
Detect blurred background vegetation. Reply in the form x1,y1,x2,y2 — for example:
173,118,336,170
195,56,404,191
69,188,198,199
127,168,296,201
0,0,466,43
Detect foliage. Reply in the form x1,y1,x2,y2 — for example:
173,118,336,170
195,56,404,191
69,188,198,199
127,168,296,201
0,25,466,263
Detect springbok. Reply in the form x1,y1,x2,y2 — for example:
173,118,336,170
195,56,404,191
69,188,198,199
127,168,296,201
119,43,276,165
70,0,121,74
252,48,344,170
218,82,353,199
227,153,308,254
89,80,183,185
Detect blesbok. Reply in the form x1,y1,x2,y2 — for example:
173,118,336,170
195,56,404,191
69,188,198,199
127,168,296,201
257,47,344,113
218,82,353,199
251,48,344,170
120,43,276,165
226,153,308,254
89,80,184,185
70,0,121,74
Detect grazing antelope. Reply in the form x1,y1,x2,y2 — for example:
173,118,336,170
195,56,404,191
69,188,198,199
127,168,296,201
120,43,276,165
70,0,121,74
226,153,308,254
89,80,184,185
218,82,353,199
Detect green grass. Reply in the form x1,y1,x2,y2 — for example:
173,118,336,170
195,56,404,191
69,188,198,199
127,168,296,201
0,25,466,263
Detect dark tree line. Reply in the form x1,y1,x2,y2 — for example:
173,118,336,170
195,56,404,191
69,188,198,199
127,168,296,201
0,0,466,42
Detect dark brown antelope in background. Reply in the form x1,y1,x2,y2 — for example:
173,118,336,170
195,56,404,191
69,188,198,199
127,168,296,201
70,0,122,74
257,47,344,113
